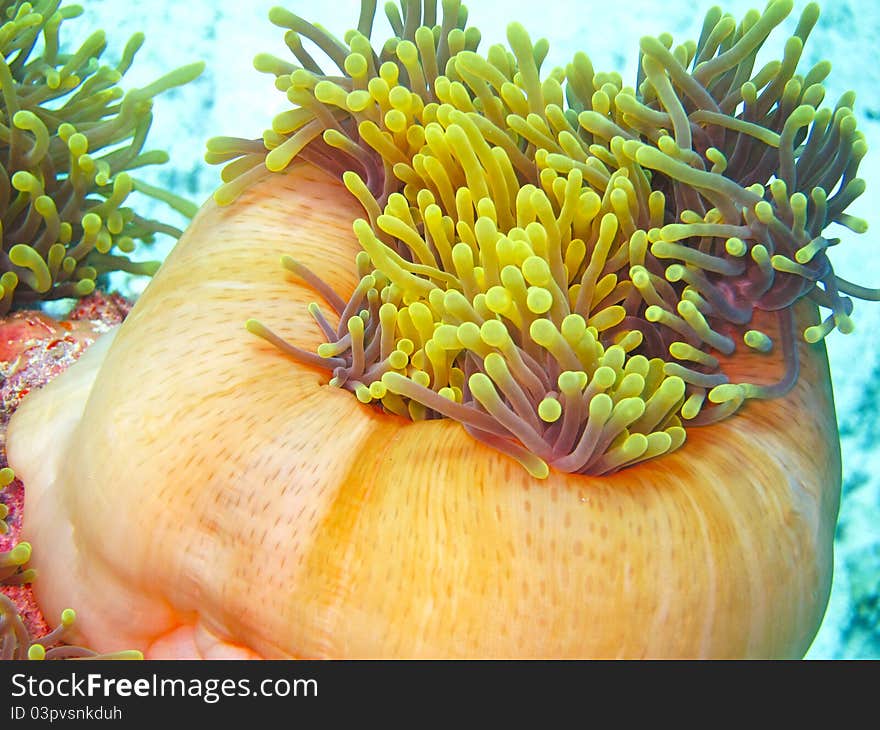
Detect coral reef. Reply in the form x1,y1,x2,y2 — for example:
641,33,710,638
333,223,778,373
0,0,204,314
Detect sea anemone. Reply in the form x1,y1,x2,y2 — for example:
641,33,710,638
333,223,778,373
6,0,873,657
0,0,204,315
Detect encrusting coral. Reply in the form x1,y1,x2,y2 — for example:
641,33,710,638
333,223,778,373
0,0,204,315
4,0,870,657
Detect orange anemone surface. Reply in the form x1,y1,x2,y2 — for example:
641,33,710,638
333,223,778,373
7,163,839,658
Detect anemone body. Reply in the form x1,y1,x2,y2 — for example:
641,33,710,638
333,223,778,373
7,162,840,658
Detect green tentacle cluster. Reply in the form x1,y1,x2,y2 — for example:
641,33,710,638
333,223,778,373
0,594,144,659
214,0,877,478
0,0,204,315
0,465,12,535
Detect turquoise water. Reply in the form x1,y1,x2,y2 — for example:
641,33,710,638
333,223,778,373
56,0,880,658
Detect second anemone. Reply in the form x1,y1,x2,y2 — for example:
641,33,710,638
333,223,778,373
0,0,204,314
